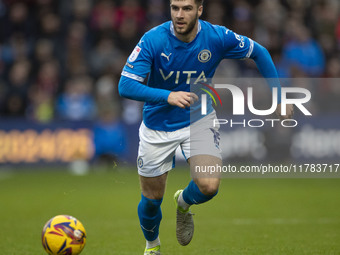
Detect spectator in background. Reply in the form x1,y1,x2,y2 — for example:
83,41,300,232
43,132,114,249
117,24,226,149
3,59,31,117
0,2,35,43
254,0,287,52
56,75,96,121
63,21,90,77
36,10,64,76
1,32,32,66
93,74,128,163
34,59,60,96
89,37,124,78
145,0,168,30
279,19,325,77
205,0,225,26
311,0,339,58
115,0,146,53
231,0,253,37
116,0,146,33
0,79,8,116
336,16,340,49
33,39,55,64
26,88,54,123
93,106,128,166
90,0,117,39
95,74,119,108
94,72,142,125
325,57,340,78
69,0,92,24
317,57,340,113
37,12,61,42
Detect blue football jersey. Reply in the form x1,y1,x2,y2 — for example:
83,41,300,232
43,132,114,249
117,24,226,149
121,20,254,131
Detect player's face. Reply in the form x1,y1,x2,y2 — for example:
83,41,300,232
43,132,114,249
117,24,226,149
170,0,203,42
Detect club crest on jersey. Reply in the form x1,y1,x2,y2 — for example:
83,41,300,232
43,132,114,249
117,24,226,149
198,50,211,63
129,46,141,62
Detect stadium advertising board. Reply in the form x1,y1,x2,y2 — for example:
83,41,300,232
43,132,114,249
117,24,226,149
0,120,93,164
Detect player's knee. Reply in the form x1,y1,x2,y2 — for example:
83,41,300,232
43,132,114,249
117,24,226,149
201,185,219,196
194,178,220,196
142,191,164,200
197,182,219,196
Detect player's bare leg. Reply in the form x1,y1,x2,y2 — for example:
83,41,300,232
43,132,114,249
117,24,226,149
175,155,221,246
139,172,168,255
140,172,168,200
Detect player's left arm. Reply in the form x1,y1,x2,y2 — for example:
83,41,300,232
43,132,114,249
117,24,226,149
250,42,293,119
221,27,293,119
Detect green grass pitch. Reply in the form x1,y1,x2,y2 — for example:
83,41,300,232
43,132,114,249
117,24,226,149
0,166,339,254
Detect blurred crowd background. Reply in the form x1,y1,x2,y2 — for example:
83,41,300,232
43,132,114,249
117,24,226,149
0,0,339,163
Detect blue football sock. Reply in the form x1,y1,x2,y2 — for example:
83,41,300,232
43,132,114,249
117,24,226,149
137,193,163,241
182,180,218,205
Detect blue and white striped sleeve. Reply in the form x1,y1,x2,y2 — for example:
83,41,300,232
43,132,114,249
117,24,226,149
121,35,152,82
221,27,254,59
119,35,171,103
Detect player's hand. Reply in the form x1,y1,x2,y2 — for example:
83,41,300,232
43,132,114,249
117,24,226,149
167,91,199,109
276,104,294,120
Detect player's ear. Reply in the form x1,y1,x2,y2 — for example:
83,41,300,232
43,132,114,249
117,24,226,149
198,5,203,18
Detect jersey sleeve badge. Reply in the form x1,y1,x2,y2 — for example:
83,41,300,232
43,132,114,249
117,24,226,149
128,46,142,62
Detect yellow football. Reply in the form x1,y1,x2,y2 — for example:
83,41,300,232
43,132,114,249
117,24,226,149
42,215,86,255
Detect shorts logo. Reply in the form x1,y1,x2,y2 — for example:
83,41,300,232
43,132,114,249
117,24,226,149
129,46,141,62
198,50,211,63
137,157,144,168
210,128,220,149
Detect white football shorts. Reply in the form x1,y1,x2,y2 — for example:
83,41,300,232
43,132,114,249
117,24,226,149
137,112,222,177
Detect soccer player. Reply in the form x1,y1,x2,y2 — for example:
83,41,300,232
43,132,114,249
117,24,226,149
118,0,293,254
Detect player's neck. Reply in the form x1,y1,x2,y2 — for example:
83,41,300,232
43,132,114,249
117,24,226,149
175,22,199,43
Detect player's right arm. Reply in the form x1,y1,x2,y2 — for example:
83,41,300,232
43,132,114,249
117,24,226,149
119,77,197,108
118,76,170,103
118,33,197,108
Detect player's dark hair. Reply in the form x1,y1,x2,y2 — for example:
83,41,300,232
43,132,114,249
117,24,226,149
170,0,204,7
